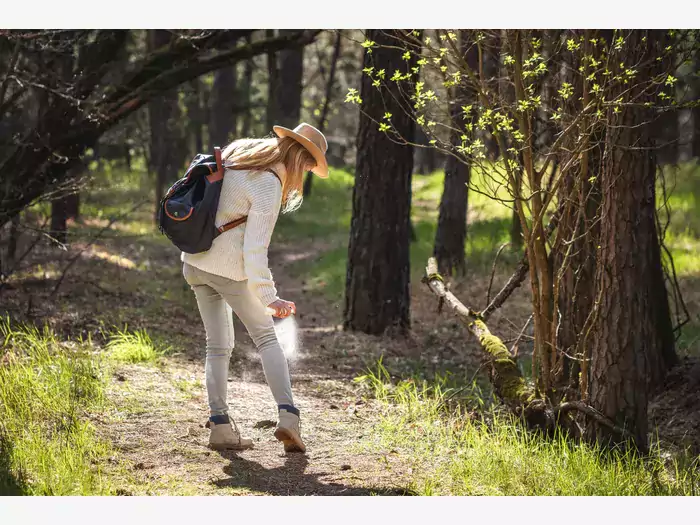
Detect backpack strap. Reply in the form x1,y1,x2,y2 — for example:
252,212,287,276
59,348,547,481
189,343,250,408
217,215,248,235
206,147,226,183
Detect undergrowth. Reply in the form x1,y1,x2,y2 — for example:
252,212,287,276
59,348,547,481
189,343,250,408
355,360,700,496
0,317,168,495
0,317,112,495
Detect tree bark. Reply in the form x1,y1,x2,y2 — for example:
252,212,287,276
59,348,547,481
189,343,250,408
588,31,676,450
276,29,304,129
186,78,204,153
510,150,524,250
433,31,475,277
553,145,601,393
344,29,416,335
482,31,501,160
553,31,603,395
240,34,254,138
210,66,238,147
304,31,342,197
692,45,700,159
50,195,68,246
414,126,438,175
266,30,280,131
148,30,181,219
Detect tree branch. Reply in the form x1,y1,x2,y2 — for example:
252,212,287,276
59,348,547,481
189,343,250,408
554,401,634,440
481,200,565,320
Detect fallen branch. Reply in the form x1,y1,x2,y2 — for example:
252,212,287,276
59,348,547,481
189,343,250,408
423,257,532,409
422,256,632,441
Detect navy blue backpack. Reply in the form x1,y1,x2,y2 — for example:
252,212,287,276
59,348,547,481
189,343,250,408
157,147,248,254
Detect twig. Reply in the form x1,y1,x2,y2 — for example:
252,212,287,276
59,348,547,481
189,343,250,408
510,314,533,357
444,363,487,403
554,401,633,441
0,216,49,291
485,242,510,308
0,39,21,108
481,200,564,320
50,199,148,297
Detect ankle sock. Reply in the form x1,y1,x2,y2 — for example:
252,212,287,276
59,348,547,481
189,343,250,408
209,414,230,425
278,404,299,417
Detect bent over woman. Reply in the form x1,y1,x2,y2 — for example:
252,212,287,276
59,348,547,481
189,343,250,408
181,123,329,453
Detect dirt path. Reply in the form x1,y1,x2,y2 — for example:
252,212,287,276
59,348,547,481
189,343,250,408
89,242,420,496
99,359,413,495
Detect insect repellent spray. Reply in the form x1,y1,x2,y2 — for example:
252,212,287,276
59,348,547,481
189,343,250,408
273,315,300,361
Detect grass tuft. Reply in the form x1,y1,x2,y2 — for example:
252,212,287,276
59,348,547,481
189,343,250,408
106,328,164,364
0,317,112,495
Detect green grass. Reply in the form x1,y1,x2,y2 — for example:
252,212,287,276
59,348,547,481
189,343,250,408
0,317,173,494
660,162,700,277
277,166,516,303
105,328,167,364
0,317,113,495
356,360,700,496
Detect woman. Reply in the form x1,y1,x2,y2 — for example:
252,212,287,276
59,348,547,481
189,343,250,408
181,123,329,453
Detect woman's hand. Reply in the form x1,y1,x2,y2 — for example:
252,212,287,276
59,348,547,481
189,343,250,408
266,299,296,318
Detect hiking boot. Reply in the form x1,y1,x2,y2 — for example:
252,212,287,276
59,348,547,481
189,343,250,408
274,406,306,453
205,416,253,451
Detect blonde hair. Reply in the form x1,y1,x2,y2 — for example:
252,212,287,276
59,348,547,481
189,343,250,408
222,136,315,213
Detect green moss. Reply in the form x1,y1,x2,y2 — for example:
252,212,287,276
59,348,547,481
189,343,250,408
478,332,532,404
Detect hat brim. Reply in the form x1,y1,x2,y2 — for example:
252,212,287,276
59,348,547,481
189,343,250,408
273,125,329,179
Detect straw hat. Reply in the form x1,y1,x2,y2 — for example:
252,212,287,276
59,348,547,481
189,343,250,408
273,123,329,178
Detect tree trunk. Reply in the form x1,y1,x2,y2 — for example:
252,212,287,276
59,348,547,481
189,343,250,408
186,79,204,154
148,30,181,219
414,127,437,175
276,29,304,129
210,66,238,147
510,149,525,250
554,145,601,394
344,29,417,336
553,31,604,395
433,31,475,277
266,30,280,131
7,214,20,264
65,192,80,220
240,35,254,137
691,45,700,159
50,195,68,246
588,31,676,450
304,31,342,198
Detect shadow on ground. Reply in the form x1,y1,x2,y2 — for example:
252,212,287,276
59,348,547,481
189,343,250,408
212,451,413,496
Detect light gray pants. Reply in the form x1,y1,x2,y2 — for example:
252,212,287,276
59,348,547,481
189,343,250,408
183,262,294,416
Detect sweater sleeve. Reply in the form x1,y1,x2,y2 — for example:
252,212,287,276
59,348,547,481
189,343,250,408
242,172,283,306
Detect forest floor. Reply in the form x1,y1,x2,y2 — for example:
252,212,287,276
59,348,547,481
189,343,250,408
1,163,700,495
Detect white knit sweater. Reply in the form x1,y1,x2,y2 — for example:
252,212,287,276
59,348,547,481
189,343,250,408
181,168,282,306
